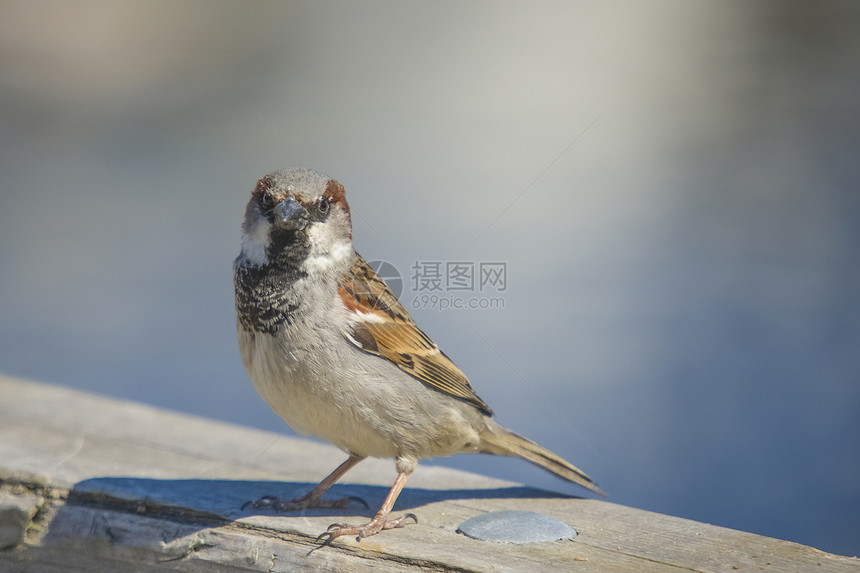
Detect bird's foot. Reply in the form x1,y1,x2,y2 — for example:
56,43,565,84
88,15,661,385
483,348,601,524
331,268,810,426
241,493,367,512
316,512,418,542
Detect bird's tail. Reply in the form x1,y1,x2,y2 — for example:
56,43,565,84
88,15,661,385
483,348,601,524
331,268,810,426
480,420,607,497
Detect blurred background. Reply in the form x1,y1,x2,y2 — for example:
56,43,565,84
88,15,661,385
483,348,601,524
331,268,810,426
1,0,859,557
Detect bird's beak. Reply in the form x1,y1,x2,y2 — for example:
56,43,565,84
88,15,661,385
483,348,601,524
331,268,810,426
274,195,309,230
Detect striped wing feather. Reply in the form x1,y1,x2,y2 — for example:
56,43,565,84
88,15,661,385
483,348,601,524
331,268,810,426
339,255,493,415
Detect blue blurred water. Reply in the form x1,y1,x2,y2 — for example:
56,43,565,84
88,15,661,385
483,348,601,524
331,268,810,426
1,1,858,556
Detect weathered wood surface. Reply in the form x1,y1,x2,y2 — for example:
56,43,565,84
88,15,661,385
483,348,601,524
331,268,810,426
0,374,856,572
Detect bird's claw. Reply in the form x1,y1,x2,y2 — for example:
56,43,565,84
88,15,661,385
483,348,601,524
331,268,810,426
315,513,419,543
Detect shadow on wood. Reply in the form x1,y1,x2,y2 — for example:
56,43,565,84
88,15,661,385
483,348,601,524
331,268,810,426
72,476,574,520
2,375,857,572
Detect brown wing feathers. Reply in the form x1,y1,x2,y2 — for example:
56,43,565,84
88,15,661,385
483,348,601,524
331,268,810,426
339,255,493,415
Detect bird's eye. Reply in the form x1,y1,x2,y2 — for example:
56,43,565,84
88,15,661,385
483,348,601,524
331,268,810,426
319,196,330,214
261,193,274,211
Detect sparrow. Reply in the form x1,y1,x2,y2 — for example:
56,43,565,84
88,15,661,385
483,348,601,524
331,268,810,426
234,168,605,542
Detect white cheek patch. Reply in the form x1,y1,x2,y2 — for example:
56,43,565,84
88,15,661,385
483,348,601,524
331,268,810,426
302,240,351,272
240,222,271,266
302,224,352,272
330,240,353,262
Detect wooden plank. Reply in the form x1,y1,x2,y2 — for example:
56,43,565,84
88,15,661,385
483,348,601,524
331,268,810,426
0,375,856,572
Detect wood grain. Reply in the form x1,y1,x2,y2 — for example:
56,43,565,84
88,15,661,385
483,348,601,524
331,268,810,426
1,375,856,572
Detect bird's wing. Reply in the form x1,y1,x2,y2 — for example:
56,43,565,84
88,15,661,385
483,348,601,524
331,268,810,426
338,254,493,415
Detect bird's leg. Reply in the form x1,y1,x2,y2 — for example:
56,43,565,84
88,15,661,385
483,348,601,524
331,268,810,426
317,469,417,542
242,454,368,511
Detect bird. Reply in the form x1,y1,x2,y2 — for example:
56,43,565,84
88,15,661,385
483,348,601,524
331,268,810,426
233,168,605,542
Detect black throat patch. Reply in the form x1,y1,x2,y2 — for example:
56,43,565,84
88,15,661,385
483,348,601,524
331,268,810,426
234,230,310,334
